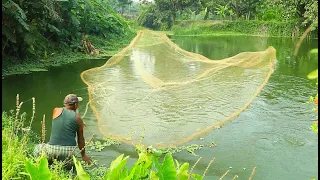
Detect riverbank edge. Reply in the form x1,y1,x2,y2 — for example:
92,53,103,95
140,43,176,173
2,33,137,78
172,20,318,39
170,32,318,39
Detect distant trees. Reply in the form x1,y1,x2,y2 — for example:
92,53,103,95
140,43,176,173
118,0,133,14
136,0,318,30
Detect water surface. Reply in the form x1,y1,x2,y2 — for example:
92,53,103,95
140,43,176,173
2,35,318,180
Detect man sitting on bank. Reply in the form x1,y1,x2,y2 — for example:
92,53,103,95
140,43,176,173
34,94,92,166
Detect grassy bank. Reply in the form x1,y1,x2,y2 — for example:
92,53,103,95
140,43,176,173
173,20,318,38
2,32,136,78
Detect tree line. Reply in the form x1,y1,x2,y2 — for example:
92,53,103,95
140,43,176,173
137,0,318,31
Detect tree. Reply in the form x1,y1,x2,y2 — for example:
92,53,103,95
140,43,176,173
199,0,227,20
229,0,261,20
214,4,229,19
200,0,214,20
259,0,317,22
2,0,129,59
155,0,196,23
302,0,318,29
118,0,133,14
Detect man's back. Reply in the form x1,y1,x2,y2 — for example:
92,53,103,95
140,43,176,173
48,107,78,146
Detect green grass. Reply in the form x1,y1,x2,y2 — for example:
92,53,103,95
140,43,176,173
2,112,27,179
2,111,50,179
173,20,318,38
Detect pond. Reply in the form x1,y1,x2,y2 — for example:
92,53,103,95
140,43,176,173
2,35,318,180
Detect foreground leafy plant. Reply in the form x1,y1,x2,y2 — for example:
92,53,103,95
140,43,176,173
73,156,91,180
73,144,207,180
307,48,318,134
24,156,52,180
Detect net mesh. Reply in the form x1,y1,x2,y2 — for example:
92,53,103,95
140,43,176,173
80,30,277,147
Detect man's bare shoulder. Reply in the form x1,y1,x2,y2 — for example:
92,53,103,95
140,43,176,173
52,107,63,119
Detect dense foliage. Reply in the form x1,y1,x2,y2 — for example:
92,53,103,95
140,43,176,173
137,0,318,31
2,0,130,59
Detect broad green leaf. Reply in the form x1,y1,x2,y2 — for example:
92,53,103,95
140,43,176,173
152,156,161,172
25,157,52,180
104,154,129,180
2,26,16,43
47,24,60,33
156,153,177,180
119,166,128,180
133,151,152,177
150,170,160,180
109,154,125,169
177,163,189,180
38,157,52,180
141,154,153,170
71,15,80,26
25,159,38,180
310,49,318,54
127,164,137,178
191,174,203,180
73,156,90,180
307,69,318,80
175,159,180,169
131,164,142,179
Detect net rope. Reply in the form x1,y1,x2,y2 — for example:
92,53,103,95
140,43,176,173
80,30,277,148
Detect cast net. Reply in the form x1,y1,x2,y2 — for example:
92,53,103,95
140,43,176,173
80,30,276,147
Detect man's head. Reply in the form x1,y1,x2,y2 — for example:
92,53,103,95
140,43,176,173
63,94,83,110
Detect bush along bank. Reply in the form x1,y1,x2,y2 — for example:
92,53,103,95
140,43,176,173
172,20,318,38
2,0,139,78
2,32,136,78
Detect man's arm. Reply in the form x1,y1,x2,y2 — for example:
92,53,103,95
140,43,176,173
76,113,91,163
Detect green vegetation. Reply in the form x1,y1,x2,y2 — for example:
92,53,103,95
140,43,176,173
137,0,318,37
307,50,318,180
2,33,135,77
75,144,213,180
172,20,317,37
307,49,318,134
20,143,213,180
2,0,137,77
2,0,130,58
3,110,69,179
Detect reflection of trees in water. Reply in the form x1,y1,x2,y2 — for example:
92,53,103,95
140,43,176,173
173,36,318,79
131,49,156,77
